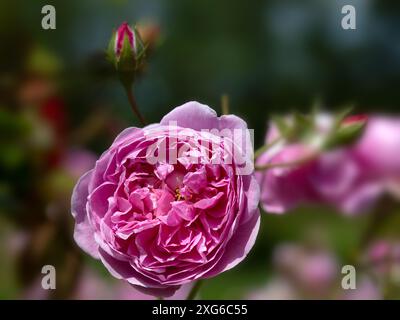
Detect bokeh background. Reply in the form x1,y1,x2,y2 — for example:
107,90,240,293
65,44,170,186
1,0,400,299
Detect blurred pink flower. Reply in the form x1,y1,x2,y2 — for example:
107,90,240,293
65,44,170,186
256,144,318,213
273,244,338,295
342,276,382,300
63,149,97,179
23,267,191,300
246,243,384,300
246,244,339,299
353,116,400,198
256,114,388,215
74,267,191,300
365,240,400,279
71,101,260,297
23,277,49,300
247,278,297,300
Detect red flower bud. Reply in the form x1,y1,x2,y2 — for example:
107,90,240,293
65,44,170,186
114,22,136,58
107,22,146,81
343,114,368,126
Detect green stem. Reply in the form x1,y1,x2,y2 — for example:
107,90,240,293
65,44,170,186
353,198,395,298
253,137,282,160
359,197,394,248
186,280,203,300
255,152,318,171
124,85,146,126
221,94,229,115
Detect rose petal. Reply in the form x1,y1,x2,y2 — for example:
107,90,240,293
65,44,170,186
160,101,219,131
71,170,99,259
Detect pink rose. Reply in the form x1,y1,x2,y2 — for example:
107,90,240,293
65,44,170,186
256,114,383,215
71,101,260,297
342,276,381,300
354,116,400,177
256,144,318,213
353,116,400,198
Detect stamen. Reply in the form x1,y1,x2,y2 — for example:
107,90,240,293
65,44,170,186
175,188,183,201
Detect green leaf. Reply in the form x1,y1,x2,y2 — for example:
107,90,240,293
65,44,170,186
117,34,136,72
106,31,116,65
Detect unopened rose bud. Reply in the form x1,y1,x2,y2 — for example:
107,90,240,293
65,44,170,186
342,114,368,126
107,22,146,84
324,113,367,149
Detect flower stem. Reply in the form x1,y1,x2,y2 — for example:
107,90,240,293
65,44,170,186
124,85,146,126
221,94,230,115
253,137,282,160
186,280,203,300
254,152,318,171
359,197,394,248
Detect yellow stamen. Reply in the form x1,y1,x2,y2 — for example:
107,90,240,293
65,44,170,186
175,188,183,201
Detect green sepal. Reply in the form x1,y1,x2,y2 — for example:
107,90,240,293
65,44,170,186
323,120,366,150
271,112,315,142
116,34,137,72
106,31,116,65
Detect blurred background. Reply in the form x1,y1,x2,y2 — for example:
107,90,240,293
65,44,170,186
1,0,400,299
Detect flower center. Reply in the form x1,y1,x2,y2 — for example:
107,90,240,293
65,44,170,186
175,188,183,201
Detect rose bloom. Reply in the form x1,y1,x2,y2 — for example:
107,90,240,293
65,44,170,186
255,114,396,215
353,116,400,199
71,101,260,297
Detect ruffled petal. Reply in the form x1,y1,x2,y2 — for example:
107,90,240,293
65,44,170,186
160,101,219,131
71,170,99,259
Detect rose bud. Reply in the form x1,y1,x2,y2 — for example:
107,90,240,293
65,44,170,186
342,114,368,126
107,22,146,79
